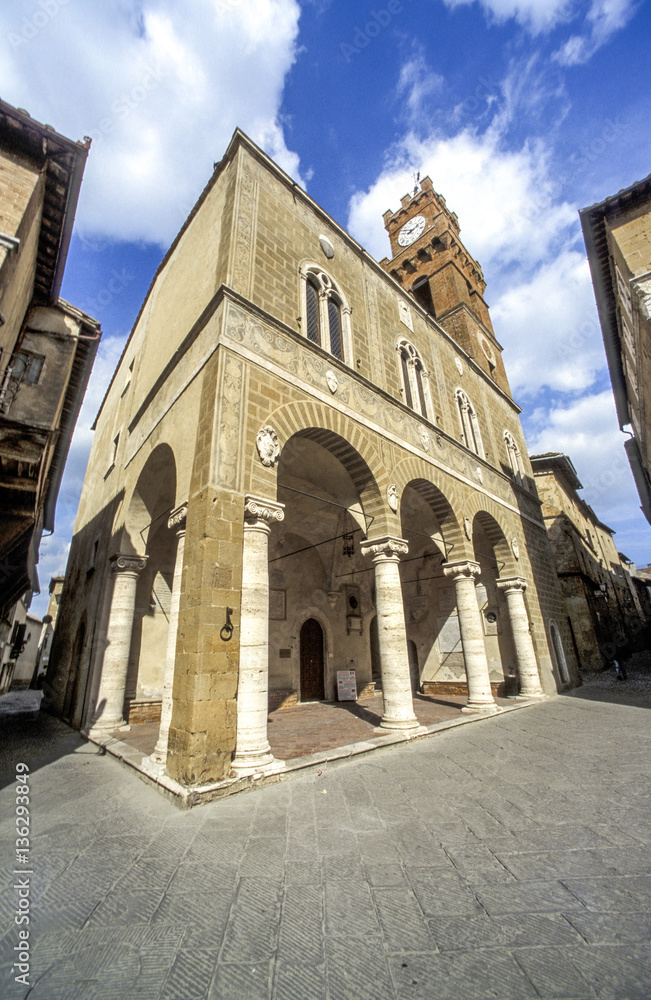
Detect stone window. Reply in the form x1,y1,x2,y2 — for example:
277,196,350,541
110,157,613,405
11,351,45,385
397,339,431,419
299,264,352,363
455,388,484,457
504,430,525,483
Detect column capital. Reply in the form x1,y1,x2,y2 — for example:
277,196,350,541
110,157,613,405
360,535,408,561
496,576,527,594
442,559,481,581
244,494,285,525
168,502,188,531
109,553,147,575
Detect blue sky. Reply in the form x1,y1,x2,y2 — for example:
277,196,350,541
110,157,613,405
1,0,649,615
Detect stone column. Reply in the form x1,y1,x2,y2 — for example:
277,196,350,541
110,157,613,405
86,553,147,734
443,560,499,714
231,495,285,775
151,503,187,765
496,577,545,699
360,535,421,732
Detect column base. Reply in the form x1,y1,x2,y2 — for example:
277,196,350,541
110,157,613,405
461,702,501,715
515,692,546,701
83,719,130,738
231,749,285,777
380,715,423,732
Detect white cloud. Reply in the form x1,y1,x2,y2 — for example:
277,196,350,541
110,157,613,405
440,0,577,35
0,0,302,245
491,250,605,395
554,0,638,65
397,52,445,120
347,127,576,272
526,391,645,540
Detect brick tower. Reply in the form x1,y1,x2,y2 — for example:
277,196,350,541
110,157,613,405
380,176,511,395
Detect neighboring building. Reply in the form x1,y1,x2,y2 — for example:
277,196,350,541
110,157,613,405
531,452,649,670
11,610,42,687
0,591,30,694
580,176,651,525
31,575,65,689
0,99,101,620
47,131,577,790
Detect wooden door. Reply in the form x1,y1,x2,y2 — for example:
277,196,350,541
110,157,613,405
300,618,325,701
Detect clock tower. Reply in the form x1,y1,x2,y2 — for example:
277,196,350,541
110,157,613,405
380,176,511,395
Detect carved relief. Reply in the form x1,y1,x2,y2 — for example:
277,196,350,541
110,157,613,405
244,495,285,523
420,428,430,452
464,516,472,541
256,426,280,467
387,484,399,512
232,170,258,298
214,352,246,490
326,370,339,394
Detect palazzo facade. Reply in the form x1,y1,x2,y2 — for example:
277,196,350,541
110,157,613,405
46,131,577,786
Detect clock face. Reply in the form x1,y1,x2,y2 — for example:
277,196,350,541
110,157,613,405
397,214,426,247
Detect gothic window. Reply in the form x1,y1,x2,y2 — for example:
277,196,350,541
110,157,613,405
455,388,484,457
504,430,525,482
299,264,352,363
397,339,431,418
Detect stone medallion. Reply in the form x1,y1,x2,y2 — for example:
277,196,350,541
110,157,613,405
326,370,339,394
420,428,430,452
475,466,484,484
256,425,280,467
455,357,463,376
512,538,520,561
387,484,399,513
464,516,472,541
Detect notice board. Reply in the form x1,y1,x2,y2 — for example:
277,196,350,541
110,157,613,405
337,670,357,701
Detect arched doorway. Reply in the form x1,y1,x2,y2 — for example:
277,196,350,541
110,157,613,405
300,618,325,701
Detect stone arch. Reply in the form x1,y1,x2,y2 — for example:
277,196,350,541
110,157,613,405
248,400,390,535
465,500,519,579
392,454,468,558
122,443,177,555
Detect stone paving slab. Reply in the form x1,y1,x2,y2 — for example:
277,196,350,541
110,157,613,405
1,675,651,998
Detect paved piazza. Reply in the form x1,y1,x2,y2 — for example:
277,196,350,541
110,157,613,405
1,678,650,999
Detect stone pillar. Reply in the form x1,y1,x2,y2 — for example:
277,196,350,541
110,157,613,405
151,504,187,765
496,577,545,699
443,560,499,714
231,495,285,775
360,535,421,732
86,553,147,734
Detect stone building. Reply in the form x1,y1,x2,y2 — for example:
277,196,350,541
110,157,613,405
47,130,577,788
580,175,651,525
531,452,648,671
0,99,101,620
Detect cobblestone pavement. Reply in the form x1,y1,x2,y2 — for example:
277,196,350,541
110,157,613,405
1,675,650,999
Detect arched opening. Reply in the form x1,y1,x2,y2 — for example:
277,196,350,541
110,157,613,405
300,618,325,701
472,511,518,695
272,429,379,707
122,444,178,723
63,619,85,723
399,479,458,695
549,620,570,684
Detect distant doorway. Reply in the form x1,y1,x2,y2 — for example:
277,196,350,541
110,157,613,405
300,618,325,701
